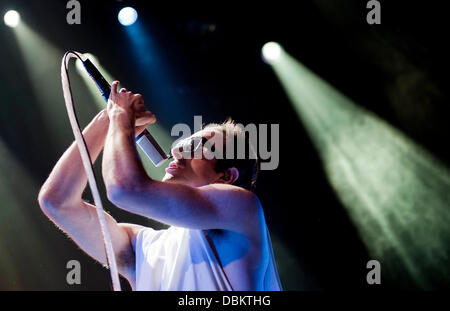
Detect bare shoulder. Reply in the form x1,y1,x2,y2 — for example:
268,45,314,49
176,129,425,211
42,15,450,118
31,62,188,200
199,184,264,236
199,183,260,207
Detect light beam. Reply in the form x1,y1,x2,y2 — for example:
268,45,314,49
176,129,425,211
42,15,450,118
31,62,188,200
269,50,450,289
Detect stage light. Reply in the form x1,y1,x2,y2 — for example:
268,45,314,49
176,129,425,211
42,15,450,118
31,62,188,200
4,10,20,28
262,42,282,64
118,7,138,26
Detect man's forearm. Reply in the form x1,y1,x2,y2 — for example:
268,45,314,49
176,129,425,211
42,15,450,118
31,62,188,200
102,115,150,196
39,110,110,207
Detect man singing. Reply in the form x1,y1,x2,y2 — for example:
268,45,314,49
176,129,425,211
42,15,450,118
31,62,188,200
38,81,282,290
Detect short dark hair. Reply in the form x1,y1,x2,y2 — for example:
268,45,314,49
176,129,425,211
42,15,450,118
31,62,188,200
203,118,259,192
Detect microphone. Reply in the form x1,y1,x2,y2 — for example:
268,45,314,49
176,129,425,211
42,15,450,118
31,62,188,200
81,57,170,167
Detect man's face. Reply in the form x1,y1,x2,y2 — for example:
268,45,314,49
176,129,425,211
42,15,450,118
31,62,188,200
162,129,224,187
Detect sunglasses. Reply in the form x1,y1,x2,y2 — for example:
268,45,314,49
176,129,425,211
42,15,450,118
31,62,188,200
171,136,216,159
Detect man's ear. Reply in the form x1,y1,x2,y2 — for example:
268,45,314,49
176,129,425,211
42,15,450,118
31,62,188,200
217,167,239,185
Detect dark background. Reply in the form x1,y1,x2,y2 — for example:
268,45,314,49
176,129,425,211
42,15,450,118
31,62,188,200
0,0,448,290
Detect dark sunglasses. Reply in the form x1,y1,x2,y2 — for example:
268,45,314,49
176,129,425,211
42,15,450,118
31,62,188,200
171,136,215,159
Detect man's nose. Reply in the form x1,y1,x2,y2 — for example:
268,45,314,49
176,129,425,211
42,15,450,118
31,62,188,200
169,149,187,167
172,144,192,161
171,145,182,160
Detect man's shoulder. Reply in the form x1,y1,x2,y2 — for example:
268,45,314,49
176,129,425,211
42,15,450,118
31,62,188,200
200,183,261,208
200,184,265,239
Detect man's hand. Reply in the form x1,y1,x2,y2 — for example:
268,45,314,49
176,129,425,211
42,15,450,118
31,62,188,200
107,81,156,135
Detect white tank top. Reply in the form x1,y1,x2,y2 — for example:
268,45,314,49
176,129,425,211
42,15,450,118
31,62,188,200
134,225,282,291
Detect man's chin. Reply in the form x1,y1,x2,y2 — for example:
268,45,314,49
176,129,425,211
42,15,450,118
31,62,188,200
162,173,182,183
162,173,174,182
162,173,193,188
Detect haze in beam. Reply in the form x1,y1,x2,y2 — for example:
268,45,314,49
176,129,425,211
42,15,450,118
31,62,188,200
122,20,194,125
12,22,97,147
0,139,59,289
271,51,450,289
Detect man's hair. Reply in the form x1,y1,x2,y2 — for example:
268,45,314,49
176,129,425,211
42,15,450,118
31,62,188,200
203,118,259,192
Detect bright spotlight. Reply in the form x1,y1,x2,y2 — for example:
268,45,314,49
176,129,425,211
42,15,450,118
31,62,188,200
262,42,283,64
4,10,20,28
118,7,138,26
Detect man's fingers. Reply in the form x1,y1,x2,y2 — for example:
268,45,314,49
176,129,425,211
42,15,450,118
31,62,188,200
135,111,156,126
134,103,147,112
136,110,156,122
110,81,120,98
134,125,148,137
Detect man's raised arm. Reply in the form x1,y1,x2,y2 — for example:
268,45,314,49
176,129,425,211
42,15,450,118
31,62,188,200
37,109,143,283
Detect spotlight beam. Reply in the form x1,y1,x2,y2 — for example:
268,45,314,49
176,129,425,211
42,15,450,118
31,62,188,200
0,139,59,289
122,20,194,125
269,50,450,289
11,22,98,148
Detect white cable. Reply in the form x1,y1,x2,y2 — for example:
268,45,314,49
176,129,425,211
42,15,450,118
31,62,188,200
61,51,121,291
